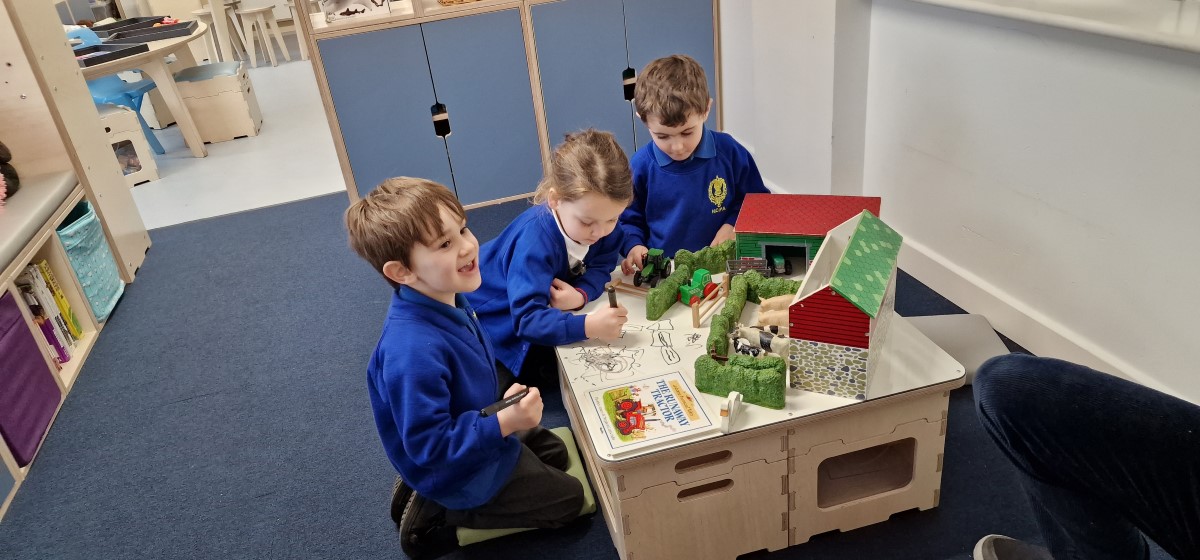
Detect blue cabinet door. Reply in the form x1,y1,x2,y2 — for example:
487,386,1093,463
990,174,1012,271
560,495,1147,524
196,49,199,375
318,27,453,199
531,0,638,156
423,10,543,206
625,0,717,145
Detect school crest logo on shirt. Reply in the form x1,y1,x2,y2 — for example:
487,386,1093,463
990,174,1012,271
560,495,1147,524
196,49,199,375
708,176,728,214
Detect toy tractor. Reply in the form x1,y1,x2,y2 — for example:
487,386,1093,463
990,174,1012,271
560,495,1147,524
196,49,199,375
678,268,718,306
767,253,793,276
614,398,645,435
633,248,672,288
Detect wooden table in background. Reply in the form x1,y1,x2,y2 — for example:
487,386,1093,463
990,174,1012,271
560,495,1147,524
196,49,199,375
80,21,211,157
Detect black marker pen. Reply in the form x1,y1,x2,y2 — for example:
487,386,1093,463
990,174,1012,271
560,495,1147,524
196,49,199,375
480,388,530,417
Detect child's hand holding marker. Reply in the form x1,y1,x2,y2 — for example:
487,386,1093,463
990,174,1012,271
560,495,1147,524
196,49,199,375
586,288,627,340
493,383,542,436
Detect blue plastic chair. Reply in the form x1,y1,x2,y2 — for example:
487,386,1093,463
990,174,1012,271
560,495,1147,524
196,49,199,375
68,28,166,155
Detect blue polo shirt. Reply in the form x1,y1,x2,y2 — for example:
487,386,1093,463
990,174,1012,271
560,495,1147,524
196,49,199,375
620,128,769,256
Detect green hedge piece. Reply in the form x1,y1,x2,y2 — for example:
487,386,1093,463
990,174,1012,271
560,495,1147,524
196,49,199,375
707,314,731,356
755,277,802,302
645,264,691,320
673,239,735,275
694,354,787,409
721,274,749,324
673,249,696,276
739,269,801,303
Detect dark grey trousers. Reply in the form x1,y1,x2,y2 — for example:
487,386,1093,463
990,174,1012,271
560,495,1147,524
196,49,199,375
444,426,585,530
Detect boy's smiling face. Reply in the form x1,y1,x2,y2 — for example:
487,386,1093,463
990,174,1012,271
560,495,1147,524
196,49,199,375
390,205,480,306
644,108,709,162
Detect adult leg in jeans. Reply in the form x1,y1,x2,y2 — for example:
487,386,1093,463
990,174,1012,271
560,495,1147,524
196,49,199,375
974,353,1200,560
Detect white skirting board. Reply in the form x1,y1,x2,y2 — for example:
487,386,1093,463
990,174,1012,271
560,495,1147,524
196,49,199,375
897,241,1183,399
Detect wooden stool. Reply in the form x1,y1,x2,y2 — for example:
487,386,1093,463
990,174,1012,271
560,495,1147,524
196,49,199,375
236,6,292,68
97,103,158,187
174,62,263,143
189,8,220,62
191,6,249,63
285,0,319,60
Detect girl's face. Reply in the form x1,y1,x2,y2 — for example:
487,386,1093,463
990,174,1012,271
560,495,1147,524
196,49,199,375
548,191,627,246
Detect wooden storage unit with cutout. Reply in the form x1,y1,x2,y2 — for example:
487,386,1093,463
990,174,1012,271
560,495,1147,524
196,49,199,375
564,387,792,560
556,293,964,559
786,389,951,545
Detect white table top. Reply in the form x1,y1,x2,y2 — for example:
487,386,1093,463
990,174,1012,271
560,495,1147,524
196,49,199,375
556,270,966,462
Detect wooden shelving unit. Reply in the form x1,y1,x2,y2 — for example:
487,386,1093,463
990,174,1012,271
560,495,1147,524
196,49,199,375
0,0,151,522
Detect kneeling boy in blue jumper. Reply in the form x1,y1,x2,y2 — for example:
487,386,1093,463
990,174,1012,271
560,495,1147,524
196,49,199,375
620,54,769,275
346,178,584,560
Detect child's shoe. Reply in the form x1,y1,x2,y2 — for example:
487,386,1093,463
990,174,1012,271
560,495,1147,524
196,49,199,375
391,477,458,560
973,534,1054,560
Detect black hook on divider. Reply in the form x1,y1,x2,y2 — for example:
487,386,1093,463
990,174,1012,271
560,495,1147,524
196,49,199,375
431,103,451,137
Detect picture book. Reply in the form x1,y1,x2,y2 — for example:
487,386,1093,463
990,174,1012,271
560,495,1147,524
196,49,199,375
587,371,717,454
22,265,75,348
16,267,73,363
37,260,82,340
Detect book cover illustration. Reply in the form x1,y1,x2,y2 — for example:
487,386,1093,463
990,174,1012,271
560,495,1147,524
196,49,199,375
37,260,82,340
588,371,716,453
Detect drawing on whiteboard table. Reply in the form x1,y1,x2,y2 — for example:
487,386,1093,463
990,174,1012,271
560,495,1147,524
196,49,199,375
566,346,645,385
650,331,680,364
622,319,675,332
660,346,680,364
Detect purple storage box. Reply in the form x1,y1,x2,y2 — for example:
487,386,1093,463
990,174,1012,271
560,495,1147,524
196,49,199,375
0,292,62,467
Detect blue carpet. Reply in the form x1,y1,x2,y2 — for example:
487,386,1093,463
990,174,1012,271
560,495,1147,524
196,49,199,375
0,193,1160,559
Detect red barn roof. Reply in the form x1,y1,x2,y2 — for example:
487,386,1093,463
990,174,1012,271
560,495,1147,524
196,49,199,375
735,194,882,236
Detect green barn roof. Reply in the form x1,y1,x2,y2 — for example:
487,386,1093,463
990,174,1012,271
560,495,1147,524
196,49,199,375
829,211,902,318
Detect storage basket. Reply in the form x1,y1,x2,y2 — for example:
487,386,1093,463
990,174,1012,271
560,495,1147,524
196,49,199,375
56,201,124,322
0,292,63,467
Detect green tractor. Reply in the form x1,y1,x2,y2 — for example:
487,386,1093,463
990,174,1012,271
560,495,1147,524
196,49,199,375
767,252,793,276
634,248,672,288
678,269,718,306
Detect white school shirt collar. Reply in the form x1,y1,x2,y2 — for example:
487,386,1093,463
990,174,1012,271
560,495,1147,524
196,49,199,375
552,208,591,266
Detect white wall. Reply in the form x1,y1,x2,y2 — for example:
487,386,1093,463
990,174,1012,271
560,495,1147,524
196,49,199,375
862,0,1200,401
719,0,836,194
831,0,871,195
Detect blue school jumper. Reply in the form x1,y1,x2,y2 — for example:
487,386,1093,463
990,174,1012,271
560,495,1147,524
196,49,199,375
367,286,521,510
620,128,768,256
467,204,624,376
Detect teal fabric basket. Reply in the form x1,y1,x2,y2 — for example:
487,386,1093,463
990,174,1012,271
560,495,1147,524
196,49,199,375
56,201,124,322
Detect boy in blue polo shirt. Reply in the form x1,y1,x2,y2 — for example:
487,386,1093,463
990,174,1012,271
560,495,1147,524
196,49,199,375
619,54,769,274
346,178,584,559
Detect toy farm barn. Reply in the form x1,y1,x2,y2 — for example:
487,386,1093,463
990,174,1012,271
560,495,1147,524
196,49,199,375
785,210,902,401
733,194,881,276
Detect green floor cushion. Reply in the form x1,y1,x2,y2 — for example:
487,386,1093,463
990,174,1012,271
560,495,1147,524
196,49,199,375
456,426,596,546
